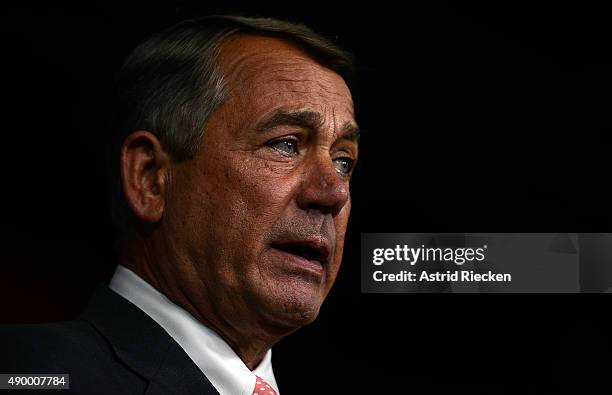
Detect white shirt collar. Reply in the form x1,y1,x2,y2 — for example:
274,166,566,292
109,264,279,395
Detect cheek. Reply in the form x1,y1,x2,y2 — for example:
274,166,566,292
327,199,351,280
189,154,300,253
230,156,299,219
337,199,352,241
335,198,351,240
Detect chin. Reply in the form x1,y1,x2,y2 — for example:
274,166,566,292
284,303,321,326
260,289,325,332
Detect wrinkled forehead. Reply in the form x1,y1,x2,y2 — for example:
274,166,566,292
216,34,354,121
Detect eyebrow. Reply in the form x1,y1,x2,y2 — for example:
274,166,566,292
256,110,324,132
256,110,360,141
341,121,361,141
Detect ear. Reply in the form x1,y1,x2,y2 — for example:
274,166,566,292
120,131,171,223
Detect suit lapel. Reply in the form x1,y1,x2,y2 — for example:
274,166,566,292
81,284,219,395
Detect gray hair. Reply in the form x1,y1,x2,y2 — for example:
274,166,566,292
108,15,354,243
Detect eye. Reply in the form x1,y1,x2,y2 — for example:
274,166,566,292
268,139,298,155
333,157,354,175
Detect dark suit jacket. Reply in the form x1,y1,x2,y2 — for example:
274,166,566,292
0,285,220,394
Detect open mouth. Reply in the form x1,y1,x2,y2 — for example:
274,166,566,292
271,241,330,267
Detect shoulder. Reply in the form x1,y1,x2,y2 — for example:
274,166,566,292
0,319,103,371
0,320,145,394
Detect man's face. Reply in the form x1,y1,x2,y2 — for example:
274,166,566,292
164,34,358,334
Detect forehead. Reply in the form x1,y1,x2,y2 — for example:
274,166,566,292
216,34,354,119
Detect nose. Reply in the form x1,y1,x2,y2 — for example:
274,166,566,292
295,154,350,216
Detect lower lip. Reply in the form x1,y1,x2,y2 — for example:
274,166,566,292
270,248,325,278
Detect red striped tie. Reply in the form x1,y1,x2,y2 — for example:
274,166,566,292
252,375,278,395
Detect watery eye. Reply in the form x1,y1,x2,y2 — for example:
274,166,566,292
269,139,298,155
333,157,354,175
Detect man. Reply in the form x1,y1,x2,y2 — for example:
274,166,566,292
0,15,358,394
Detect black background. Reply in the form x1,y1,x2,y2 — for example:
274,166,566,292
1,1,611,393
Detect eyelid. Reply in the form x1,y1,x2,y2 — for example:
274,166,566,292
266,136,300,155
266,132,302,144
332,138,358,158
332,147,358,162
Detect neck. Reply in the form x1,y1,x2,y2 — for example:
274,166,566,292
119,236,283,370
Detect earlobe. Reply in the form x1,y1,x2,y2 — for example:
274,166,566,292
120,131,170,223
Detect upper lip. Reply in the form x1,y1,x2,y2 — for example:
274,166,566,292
272,238,331,265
